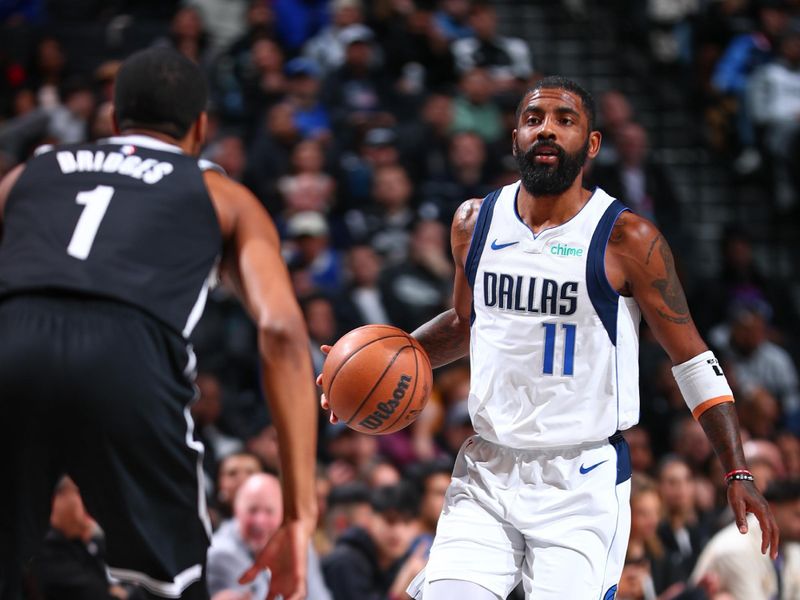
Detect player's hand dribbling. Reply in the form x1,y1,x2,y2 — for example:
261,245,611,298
316,344,339,424
727,479,779,559
239,519,310,600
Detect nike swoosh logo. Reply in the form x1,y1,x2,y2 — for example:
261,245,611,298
579,460,608,474
490,239,518,250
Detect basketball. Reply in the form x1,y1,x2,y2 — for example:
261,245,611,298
322,324,433,435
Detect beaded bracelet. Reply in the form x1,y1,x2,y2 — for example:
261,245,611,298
725,469,754,485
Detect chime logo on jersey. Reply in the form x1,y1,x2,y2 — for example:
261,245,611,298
483,271,579,315
55,150,174,184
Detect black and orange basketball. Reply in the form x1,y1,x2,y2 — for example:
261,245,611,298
321,324,433,435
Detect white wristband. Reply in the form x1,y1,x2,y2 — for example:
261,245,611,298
671,350,734,419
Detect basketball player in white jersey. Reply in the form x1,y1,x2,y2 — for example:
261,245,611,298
320,76,778,599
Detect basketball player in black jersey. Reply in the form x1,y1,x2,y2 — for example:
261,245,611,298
0,48,317,600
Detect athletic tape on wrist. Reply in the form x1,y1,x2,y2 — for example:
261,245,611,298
671,350,734,419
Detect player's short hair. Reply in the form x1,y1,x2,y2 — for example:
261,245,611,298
516,75,597,131
114,47,208,139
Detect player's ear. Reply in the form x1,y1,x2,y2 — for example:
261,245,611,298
195,112,208,146
111,108,120,135
587,130,602,160
511,129,518,156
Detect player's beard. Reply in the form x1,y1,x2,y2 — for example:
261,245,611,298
515,137,590,196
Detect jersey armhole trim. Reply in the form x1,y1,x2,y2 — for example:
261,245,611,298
465,188,502,289
586,201,629,345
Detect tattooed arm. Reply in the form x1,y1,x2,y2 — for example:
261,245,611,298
411,198,482,368
607,212,778,557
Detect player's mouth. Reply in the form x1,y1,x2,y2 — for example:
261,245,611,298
530,143,562,165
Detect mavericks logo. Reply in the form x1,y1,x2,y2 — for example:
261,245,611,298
549,242,584,257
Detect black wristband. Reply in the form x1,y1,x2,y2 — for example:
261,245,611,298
726,472,755,484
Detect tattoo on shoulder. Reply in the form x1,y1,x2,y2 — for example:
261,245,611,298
609,213,626,243
651,235,690,324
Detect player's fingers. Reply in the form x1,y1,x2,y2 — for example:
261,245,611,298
320,344,332,355
733,498,748,534
320,393,329,410
315,372,323,387
329,411,339,424
237,564,259,585
772,519,781,559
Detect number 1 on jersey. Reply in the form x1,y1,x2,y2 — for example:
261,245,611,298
67,185,114,260
542,322,576,376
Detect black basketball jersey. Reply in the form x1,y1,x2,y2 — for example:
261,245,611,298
0,135,224,337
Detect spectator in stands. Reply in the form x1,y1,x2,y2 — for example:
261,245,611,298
434,0,474,41
670,416,715,475
593,90,635,167
377,0,456,104
239,37,287,120
656,456,713,591
278,139,336,218
322,482,424,600
777,432,800,478
204,134,247,182
748,26,800,212
379,219,452,334
303,0,367,76
207,473,331,600
346,164,417,263
451,67,504,144
409,458,452,542
321,24,394,147
215,452,263,521
626,474,672,594
399,92,455,184
301,294,341,375
334,244,391,331
451,1,533,93
285,211,344,294
160,6,210,64
337,126,403,211
284,57,331,142
691,478,800,599
710,0,790,172
421,130,496,221
31,477,134,600
587,121,683,251
625,425,656,475
244,102,301,214
711,299,800,434
322,482,373,552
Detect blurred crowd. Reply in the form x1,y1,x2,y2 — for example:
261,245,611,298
1,1,799,599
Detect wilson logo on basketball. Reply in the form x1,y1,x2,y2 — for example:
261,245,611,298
358,374,413,430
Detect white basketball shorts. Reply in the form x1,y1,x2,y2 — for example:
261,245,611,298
408,433,632,600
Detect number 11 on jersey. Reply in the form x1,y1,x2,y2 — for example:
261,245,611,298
67,185,114,260
542,322,576,376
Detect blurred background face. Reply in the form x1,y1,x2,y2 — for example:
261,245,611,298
251,38,284,72
292,140,325,173
772,498,800,543
730,311,767,354
369,510,415,562
303,297,337,343
658,460,694,514
347,245,382,287
420,473,450,529
235,474,283,552
631,489,661,540
469,6,497,39
460,69,493,104
218,454,262,507
616,123,648,167
373,166,412,210
450,132,486,171
410,220,447,262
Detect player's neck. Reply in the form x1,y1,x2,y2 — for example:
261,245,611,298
117,128,194,155
516,179,592,234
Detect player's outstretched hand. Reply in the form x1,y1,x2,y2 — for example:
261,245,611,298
315,344,339,424
727,479,779,559
239,519,309,600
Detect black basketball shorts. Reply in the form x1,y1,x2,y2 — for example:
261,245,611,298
0,294,211,599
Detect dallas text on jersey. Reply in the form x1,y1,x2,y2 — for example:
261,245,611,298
483,271,579,315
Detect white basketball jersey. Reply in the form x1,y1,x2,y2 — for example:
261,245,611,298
466,183,641,449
